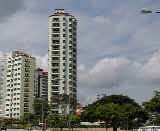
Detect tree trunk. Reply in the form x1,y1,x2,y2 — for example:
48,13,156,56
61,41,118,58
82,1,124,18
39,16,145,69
113,126,117,131
105,122,108,131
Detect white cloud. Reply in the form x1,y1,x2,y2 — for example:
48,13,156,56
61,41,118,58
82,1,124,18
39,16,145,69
34,54,48,71
78,51,160,105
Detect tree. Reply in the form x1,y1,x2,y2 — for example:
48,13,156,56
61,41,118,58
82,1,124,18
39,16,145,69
46,113,67,131
34,98,50,120
82,95,148,130
96,103,121,131
69,114,81,128
143,91,160,125
46,113,60,128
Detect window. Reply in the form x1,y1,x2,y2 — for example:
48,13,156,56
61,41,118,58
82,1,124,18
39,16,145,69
52,34,60,37
52,28,60,33
52,40,59,44
69,41,72,44
69,58,72,61
52,57,59,61
52,63,59,66
69,75,72,79
69,29,72,32
52,23,59,27
52,18,59,21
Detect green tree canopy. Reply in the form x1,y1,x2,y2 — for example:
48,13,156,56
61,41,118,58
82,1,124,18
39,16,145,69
143,91,160,125
82,95,148,130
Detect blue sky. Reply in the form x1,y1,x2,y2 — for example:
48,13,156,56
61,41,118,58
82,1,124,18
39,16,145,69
1,0,160,105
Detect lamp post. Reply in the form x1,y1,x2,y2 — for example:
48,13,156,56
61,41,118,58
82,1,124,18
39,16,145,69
141,8,160,14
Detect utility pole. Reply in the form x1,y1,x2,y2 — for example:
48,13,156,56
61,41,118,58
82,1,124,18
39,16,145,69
42,102,45,131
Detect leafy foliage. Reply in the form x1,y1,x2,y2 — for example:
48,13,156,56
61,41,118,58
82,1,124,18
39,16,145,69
82,95,148,130
143,91,160,125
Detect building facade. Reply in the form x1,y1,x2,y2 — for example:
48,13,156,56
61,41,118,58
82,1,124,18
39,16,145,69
0,51,35,118
35,68,48,100
48,9,77,114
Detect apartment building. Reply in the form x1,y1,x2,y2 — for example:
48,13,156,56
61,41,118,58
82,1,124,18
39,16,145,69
0,51,35,118
48,9,77,114
35,68,48,100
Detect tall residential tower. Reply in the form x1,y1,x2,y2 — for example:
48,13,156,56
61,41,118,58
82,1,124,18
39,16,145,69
48,9,77,114
0,51,35,118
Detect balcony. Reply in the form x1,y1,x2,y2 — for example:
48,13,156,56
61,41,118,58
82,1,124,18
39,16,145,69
52,28,60,33
52,53,60,57
52,23,60,27
52,40,60,44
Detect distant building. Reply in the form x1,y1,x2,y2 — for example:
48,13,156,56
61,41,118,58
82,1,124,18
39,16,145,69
48,9,77,114
35,68,48,100
0,51,35,118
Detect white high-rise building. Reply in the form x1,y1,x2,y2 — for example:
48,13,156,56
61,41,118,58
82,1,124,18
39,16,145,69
0,51,35,118
48,9,77,114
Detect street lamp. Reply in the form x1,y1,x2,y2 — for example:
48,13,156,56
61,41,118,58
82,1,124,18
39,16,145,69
141,8,160,14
